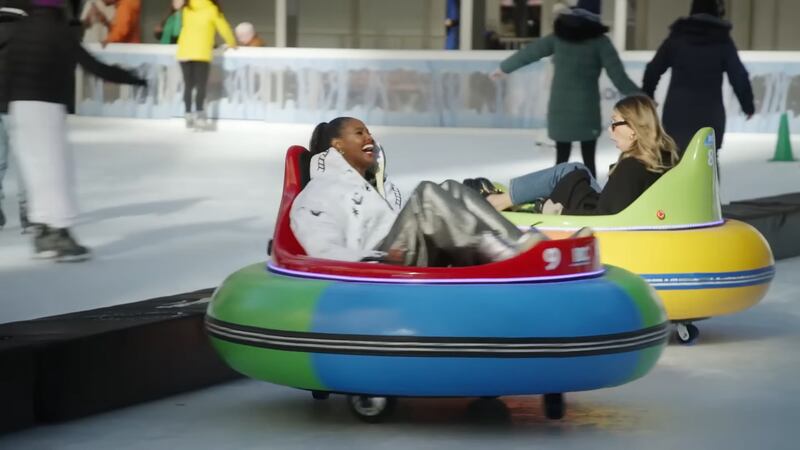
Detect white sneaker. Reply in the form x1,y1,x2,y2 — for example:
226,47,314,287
185,112,196,129
570,227,594,238
515,229,548,253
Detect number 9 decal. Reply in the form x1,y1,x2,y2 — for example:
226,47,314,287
543,248,561,271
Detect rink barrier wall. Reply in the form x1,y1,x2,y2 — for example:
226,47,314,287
76,45,800,133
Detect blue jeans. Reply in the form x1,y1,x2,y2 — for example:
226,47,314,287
508,162,601,205
0,114,27,203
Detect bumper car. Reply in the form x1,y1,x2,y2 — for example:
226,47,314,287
503,128,775,344
205,146,669,422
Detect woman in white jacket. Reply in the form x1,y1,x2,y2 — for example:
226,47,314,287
290,117,541,267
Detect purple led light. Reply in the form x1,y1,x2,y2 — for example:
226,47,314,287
266,261,605,285
530,219,726,232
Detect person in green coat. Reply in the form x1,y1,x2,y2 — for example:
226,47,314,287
491,0,640,177
154,0,183,44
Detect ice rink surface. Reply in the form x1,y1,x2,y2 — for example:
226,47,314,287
0,117,798,449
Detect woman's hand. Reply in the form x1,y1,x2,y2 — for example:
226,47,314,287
383,247,406,265
541,199,564,215
489,68,507,81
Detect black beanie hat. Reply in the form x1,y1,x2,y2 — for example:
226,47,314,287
690,0,724,17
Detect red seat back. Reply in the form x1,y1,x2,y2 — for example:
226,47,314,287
272,146,310,258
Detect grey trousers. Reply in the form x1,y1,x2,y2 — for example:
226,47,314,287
377,180,523,267
0,114,27,203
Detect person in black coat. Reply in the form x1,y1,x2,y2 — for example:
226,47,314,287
6,0,145,261
485,95,679,216
642,0,754,155
0,0,29,229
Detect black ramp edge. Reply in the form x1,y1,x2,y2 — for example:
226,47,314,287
0,288,241,434
0,348,37,434
722,192,800,260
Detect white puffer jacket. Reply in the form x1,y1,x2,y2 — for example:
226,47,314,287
290,148,404,262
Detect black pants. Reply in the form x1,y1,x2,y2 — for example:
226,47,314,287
555,140,597,177
180,61,210,113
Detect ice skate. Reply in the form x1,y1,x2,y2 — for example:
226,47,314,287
19,200,31,233
194,111,210,131
33,225,91,262
184,112,196,129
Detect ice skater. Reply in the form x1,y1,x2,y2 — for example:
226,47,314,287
490,0,640,177
6,0,146,261
642,0,754,155
0,0,29,230
176,0,237,130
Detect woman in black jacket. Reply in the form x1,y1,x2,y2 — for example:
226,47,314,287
485,95,679,216
6,0,145,261
642,0,754,155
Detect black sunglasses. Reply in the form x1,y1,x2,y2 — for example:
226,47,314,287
610,120,628,131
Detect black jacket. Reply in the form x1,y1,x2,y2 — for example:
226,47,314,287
6,7,144,108
642,14,754,152
0,1,29,113
550,156,668,215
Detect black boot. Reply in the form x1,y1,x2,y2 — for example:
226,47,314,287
34,225,91,262
0,203,5,229
19,201,31,233
462,177,502,197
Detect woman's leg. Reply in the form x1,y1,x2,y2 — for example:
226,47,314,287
439,179,523,240
507,162,599,205
0,115,8,207
555,141,572,165
180,61,195,113
378,180,523,267
10,101,77,229
194,62,211,113
580,139,597,177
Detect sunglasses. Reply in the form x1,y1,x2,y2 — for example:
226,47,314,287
610,120,628,131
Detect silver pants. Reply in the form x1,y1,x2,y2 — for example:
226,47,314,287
377,180,523,267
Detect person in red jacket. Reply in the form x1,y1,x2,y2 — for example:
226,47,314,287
102,0,140,44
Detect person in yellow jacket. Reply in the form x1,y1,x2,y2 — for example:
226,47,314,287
176,0,237,129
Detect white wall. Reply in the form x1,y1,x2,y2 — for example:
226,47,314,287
296,0,445,49
131,0,800,50
134,0,443,48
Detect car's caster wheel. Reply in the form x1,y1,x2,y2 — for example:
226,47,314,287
347,395,396,423
676,323,699,345
543,393,565,420
311,391,329,400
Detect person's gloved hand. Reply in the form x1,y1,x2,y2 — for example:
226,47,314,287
489,68,507,81
130,71,147,87
542,199,564,215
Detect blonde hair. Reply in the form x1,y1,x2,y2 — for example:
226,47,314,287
611,95,679,174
